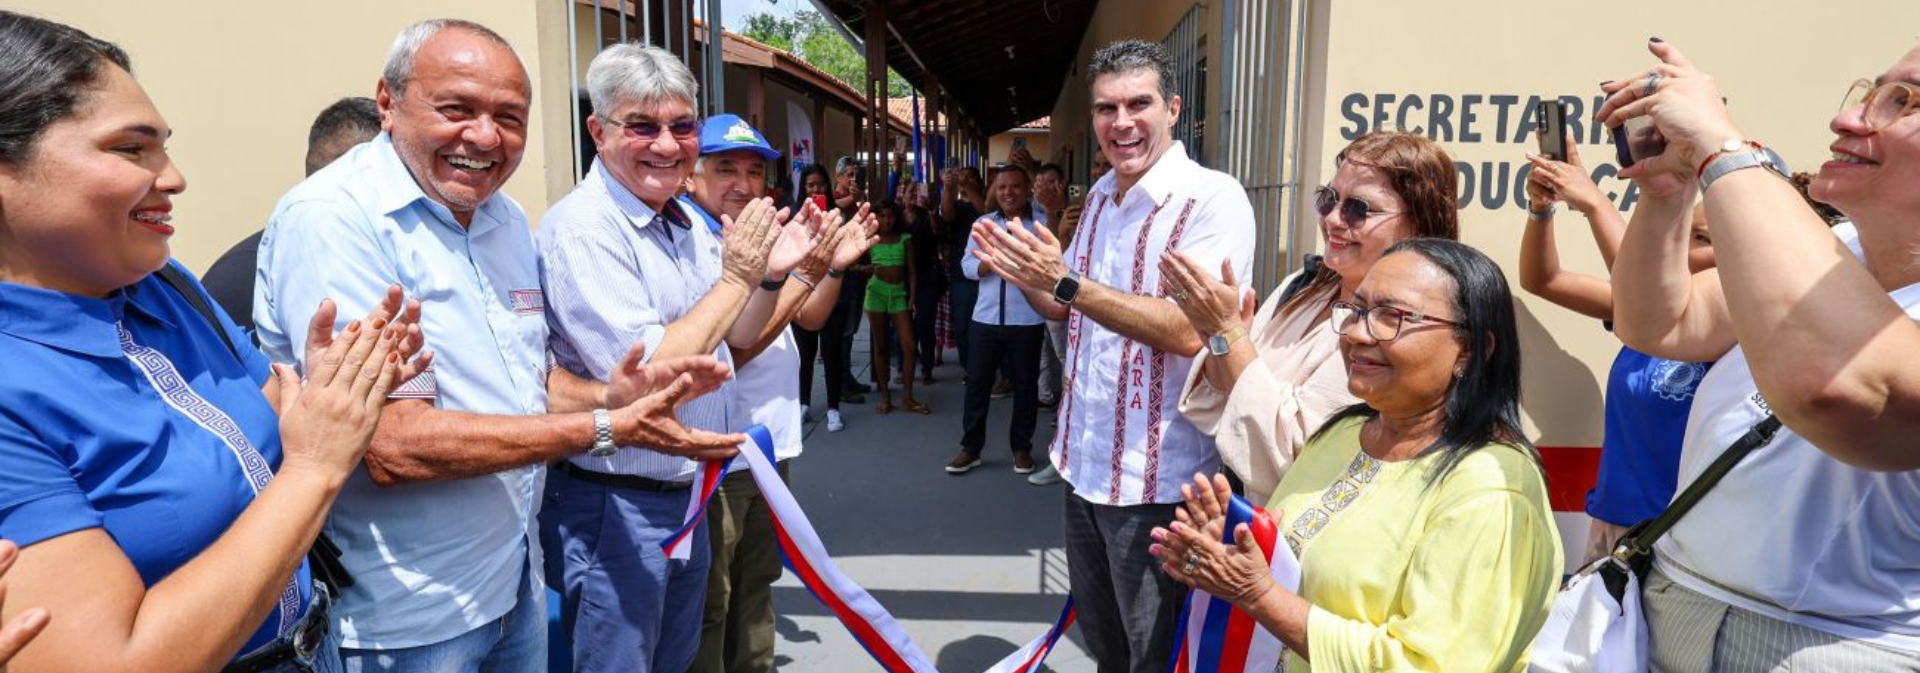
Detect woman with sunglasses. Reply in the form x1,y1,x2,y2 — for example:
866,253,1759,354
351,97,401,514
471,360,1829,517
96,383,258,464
1161,130,1459,503
1151,239,1561,672
0,12,424,673
1603,39,1920,670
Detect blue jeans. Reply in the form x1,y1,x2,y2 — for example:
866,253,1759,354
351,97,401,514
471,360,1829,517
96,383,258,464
540,466,711,673
339,562,545,673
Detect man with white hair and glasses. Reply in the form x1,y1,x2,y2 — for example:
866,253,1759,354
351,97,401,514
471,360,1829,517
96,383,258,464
535,43,801,673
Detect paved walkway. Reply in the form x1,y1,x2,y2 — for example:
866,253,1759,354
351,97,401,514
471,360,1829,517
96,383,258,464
772,334,1095,673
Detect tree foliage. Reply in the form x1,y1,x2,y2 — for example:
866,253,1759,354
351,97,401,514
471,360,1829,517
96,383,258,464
738,10,912,97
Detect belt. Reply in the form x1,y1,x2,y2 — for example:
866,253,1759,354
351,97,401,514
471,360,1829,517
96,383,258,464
222,580,331,673
562,462,694,492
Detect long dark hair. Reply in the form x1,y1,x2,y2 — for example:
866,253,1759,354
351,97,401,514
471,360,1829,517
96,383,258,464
1312,238,1537,484
798,164,832,198
1283,130,1462,317
0,11,131,165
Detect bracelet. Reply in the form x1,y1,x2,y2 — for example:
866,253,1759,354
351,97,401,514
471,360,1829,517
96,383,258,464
1527,204,1557,222
759,276,787,292
826,267,847,279
789,271,819,291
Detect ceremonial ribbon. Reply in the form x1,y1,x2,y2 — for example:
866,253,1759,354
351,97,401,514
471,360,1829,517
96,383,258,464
1169,494,1301,673
669,425,1077,673
662,453,733,561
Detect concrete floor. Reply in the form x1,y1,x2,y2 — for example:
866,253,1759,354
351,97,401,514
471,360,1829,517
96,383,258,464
770,336,1094,673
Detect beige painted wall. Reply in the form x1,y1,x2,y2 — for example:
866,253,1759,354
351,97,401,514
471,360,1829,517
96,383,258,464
12,0,571,273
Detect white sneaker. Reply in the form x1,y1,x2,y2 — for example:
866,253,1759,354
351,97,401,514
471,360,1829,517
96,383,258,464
800,403,812,422
1027,464,1064,486
826,409,845,432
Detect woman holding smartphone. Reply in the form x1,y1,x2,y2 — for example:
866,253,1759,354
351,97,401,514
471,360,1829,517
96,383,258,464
1516,140,1716,564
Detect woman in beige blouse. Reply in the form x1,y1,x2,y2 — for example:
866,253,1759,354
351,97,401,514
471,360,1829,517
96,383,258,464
1160,130,1461,502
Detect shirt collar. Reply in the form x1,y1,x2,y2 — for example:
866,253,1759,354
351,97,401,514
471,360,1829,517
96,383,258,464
1109,140,1192,208
365,133,507,236
0,275,176,358
591,158,693,233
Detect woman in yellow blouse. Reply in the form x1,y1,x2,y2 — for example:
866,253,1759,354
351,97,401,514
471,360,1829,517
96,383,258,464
1151,238,1561,672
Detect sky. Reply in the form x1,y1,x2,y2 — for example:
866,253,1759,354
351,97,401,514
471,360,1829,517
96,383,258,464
720,0,799,30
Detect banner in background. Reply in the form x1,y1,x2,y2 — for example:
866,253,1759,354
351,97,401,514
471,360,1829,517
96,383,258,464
788,100,817,198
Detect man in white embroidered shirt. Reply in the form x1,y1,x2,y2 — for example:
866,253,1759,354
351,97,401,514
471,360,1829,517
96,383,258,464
535,44,793,673
971,39,1255,673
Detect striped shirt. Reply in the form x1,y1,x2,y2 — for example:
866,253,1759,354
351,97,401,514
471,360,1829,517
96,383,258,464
537,159,734,482
1050,143,1256,506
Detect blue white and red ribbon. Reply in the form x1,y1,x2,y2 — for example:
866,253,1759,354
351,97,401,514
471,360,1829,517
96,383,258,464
670,425,1077,673
1168,494,1301,673
662,453,733,561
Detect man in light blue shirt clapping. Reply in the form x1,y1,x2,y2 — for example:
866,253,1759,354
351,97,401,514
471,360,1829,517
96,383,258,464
254,20,741,673
948,165,1050,476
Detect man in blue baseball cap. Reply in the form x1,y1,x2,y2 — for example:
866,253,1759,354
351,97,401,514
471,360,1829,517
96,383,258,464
681,114,782,234
680,113,829,673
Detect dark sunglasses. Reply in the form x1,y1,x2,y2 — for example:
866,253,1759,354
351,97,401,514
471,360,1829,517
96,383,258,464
601,115,701,140
1313,186,1398,227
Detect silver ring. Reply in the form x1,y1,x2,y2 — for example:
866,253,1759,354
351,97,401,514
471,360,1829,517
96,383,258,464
1182,552,1200,574
1173,291,1190,302
1642,72,1662,97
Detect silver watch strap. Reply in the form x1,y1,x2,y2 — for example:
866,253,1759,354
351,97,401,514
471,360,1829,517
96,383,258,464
1699,148,1787,193
589,408,617,457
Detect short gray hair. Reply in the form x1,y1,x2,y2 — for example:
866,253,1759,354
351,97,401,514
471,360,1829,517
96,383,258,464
586,43,698,118
382,19,519,100
1088,40,1176,106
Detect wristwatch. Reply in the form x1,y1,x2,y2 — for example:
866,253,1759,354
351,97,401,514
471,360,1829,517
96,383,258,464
1697,139,1789,193
1051,270,1082,305
759,275,787,292
588,408,618,457
1207,326,1247,357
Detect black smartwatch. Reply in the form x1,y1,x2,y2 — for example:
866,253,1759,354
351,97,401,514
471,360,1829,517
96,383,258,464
1051,270,1082,305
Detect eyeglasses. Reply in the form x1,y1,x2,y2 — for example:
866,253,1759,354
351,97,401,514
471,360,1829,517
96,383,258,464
1840,78,1920,134
601,115,701,140
1314,186,1398,228
1329,300,1459,342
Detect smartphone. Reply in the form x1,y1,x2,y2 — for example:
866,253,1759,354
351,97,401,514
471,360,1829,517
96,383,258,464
809,194,829,212
1610,116,1669,168
1067,184,1086,206
1012,137,1027,152
1535,101,1568,161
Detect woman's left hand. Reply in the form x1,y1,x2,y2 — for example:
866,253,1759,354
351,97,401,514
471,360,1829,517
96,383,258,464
295,286,432,403
1152,475,1274,613
1159,252,1253,338
1596,40,1744,184
1149,473,1277,607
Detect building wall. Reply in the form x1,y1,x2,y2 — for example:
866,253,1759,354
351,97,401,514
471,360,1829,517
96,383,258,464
12,0,571,272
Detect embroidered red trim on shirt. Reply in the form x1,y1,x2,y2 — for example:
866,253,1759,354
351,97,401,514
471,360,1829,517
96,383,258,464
1055,196,1109,468
1107,197,1169,504
1141,197,1198,502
